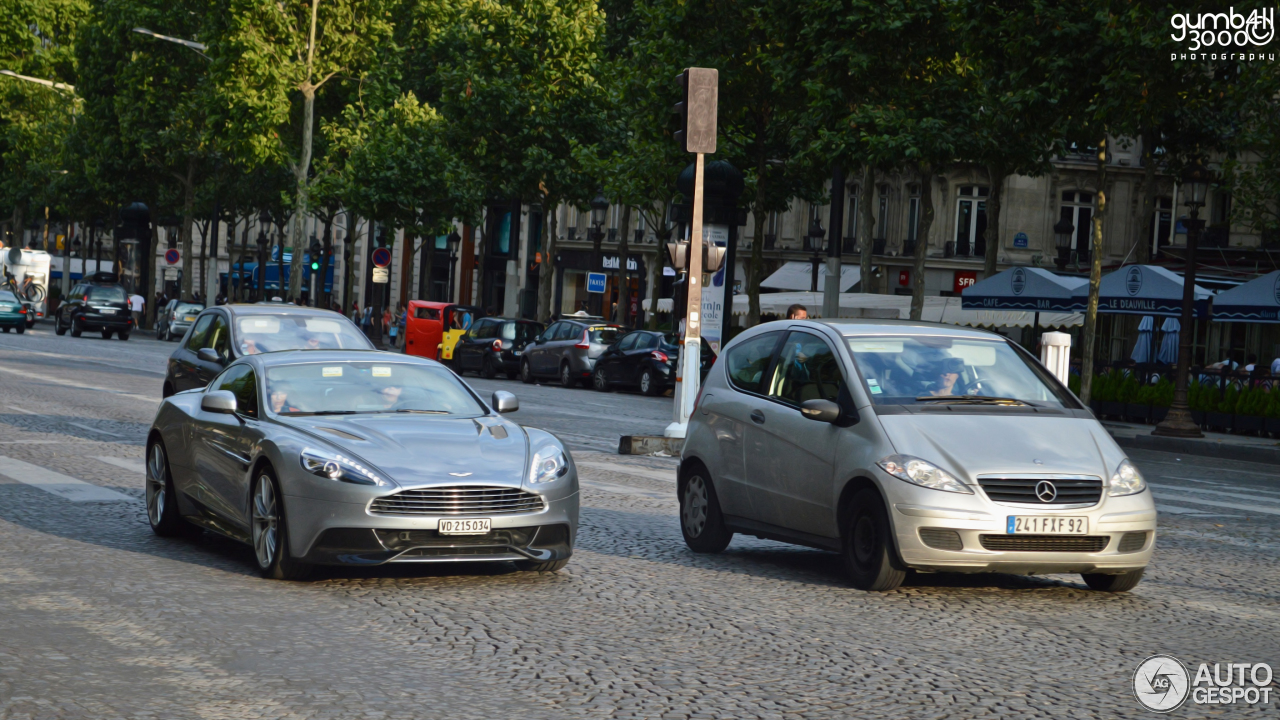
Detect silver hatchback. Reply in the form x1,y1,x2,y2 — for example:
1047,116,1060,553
679,319,1155,592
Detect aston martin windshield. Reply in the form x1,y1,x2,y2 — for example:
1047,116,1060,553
266,362,485,416
236,314,372,355
844,336,1076,407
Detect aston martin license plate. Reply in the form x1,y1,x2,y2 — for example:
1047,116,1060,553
1007,516,1087,534
439,518,491,535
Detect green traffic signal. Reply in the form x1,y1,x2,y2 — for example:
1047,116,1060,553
310,261,320,271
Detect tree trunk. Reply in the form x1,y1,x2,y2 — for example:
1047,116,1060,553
983,163,1007,278
615,205,632,324
911,164,936,321
197,219,208,302
288,87,317,301
1135,134,1158,264
859,165,875,294
345,214,360,313
647,202,670,331
179,158,196,301
537,197,559,322
1080,137,1108,405
420,229,435,302
11,206,23,250
747,156,767,326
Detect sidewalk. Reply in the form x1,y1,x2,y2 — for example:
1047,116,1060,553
1103,420,1280,464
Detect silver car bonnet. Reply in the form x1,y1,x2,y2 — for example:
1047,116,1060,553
281,414,528,488
877,413,1121,484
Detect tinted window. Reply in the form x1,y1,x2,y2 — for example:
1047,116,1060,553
726,332,781,394
186,315,214,351
617,333,640,351
767,332,848,407
175,302,203,316
215,364,259,418
472,320,496,339
553,323,579,341
502,322,541,343
87,286,127,303
589,326,622,345
414,307,439,320
637,333,660,350
235,313,372,355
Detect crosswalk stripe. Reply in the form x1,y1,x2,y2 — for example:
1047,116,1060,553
1152,491,1280,516
95,456,145,474
1155,501,1240,517
580,479,671,500
576,460,676,483
0,456,132,502
1153,483,1280,504
1158,477,1280,500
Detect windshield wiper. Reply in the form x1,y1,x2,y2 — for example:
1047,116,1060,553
279,410,363,416
915,395,1034,406
390,409,448,414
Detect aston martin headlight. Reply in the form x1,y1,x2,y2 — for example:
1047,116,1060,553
301,448,386,487
1108,458,1147,497
529,448,569,485
877,454,973,494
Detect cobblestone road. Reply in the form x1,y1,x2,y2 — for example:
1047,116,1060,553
0,325,1277,718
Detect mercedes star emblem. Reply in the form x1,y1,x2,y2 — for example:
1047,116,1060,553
449,472,473,477
1035,480,1058,503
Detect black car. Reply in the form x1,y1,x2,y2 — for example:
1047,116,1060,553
591,330,713,396
452,316,544,379
54,277,134,340
163,303,374,396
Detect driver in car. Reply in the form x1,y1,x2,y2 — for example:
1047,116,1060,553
925,357,966,397
268,383,303,414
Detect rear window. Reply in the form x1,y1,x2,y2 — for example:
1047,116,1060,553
235,313,373,355
175,302,204,315
503,322,542,343
0,290,19,303
589,326,623,345
88,286,127,303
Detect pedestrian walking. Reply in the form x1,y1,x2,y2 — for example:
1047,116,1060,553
129,291,146,329
397,305,408,350
388,303,400,348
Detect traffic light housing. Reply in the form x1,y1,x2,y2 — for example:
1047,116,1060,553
673,68,718,154
309,240,322,271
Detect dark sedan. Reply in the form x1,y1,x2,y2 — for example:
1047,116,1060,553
591,331,713,396
54,278,133,340
452,317,544,379
156,299,205,341
163,303,373,397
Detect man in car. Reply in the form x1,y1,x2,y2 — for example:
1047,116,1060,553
302,333,323,350
241,338,263,355
925,357,966,397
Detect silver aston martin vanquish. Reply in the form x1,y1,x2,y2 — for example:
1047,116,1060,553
145,350,579,579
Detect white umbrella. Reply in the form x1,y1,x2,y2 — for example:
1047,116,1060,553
1131,315,1154,363
1157,317,1180,365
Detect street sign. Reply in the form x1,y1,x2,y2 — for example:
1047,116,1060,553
164,248,180,265
1013,232,1029,248
586,272,607,294
954,270,978,294
371,247,392,268
372,267,389,284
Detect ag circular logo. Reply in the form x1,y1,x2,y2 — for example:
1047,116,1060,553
1134,654,1191,713
1034,480,1057,503
1011,267,1027,296
1126,266,1144,296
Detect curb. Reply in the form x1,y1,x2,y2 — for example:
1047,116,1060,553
1111,432,1280,465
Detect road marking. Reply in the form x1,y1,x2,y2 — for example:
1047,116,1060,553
1151,491,1280,516
1158,476,1280,500
577,460,676,483
0,456,132,502
0,365,156,403
94,456,145,474
1152,482,1280,504
6,405,38,415
1141,459,1280,479
1155,502,1239,517
0,342,166,376
65,421,123,437
580,479,670,500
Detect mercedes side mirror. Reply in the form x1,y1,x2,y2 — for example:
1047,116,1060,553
201,390,238,414
800,399,842,423
197,347,221,364
491,391,519,413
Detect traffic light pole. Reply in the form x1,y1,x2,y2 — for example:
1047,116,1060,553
666,153,705,438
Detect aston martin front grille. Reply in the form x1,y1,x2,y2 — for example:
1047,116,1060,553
369,486,545,516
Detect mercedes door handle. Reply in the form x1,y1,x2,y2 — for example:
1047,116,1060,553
750,409,765,424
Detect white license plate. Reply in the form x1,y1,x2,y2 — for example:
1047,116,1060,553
184,315,197,321
1007,516,1088,534
439,518,491,535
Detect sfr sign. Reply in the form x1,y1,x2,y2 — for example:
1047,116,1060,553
954,271,977,294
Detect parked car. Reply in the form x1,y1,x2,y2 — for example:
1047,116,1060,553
156,299,205,341
678,318,1155,593
0,289,28,333
402,301,484,362
145,350,578,579
163,304,373,397
53,276,133,340
519,313,625,388
591,330,713,395
452,317,544,379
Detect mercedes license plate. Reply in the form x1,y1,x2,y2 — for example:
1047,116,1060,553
1007,516,1087,534
184,315,197,321
439,518,491,535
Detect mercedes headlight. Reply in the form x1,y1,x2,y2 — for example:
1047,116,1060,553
877,454,973,494
300,448,386,487
529,448,569,485
1108,458,1146,497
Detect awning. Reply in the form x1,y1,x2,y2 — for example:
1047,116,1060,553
1074,264,1212,317
962,266,1087,311
731,291,1082,328
761,262,861,292
222,260,333,292
1209,270,1280,322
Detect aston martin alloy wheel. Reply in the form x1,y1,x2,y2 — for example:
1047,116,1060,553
146,440,191,537
252,470,311,580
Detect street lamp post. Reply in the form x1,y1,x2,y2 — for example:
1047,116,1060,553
1053,219,1075,271
446,231,461,302
255,221,269,302
588,192,608,315
1153,163,1215,439
807,218,825,294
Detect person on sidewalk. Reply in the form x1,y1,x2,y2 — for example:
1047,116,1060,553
786,304,808,320
129,292,145,329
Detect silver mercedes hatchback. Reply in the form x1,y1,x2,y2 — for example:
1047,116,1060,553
679,319,1155,592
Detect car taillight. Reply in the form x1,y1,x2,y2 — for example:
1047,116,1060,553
574,330,590,350
18,307,26,314
83,295,89,302
492,339,504,352
651,351,668,363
